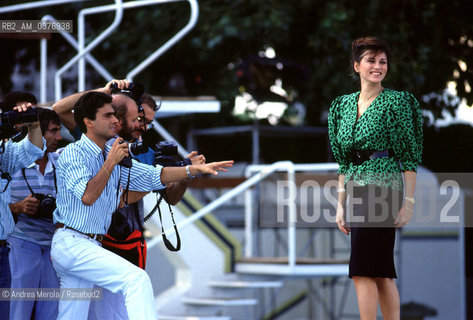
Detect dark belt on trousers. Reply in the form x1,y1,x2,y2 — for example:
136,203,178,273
56,223,104,243
350,149,394,166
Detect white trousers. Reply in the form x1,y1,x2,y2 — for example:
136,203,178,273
50,227,158,320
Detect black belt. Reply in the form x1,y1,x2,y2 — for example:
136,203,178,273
351,149,394,166
56,223,104,243
0,240,7,247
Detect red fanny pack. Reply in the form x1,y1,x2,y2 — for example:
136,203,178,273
102,230,147,269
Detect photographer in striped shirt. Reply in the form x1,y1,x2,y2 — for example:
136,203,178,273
50,91,232,320
8,109,62,320
0,92,45,318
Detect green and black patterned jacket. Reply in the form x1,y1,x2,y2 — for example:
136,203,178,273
328,88,423,190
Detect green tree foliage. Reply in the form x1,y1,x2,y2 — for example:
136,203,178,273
2,0,473,125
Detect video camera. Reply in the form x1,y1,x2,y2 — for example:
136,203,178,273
0,108,41,141
119,140,191,168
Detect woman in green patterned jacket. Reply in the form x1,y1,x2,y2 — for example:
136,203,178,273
328,37,423,320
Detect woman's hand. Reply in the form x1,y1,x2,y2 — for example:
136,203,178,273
394,204,413,227
336,207,350,235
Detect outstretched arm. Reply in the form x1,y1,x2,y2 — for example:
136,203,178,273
165,151,206,205
161,161,233,186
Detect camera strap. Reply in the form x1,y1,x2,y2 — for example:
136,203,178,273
122,167,131,207
22,168,35,195
144,190,181,252
0,170,12,193
21,161,58,195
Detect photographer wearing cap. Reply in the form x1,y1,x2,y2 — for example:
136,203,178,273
50,91,232,320
7,109,62,320
0,91,46,317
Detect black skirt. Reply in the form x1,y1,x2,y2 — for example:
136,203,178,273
347,183,402,279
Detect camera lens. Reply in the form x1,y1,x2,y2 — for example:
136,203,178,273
129,141,149,156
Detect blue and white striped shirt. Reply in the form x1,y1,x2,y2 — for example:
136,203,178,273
53,134,165,234
0,137,45,239
9,152,59,246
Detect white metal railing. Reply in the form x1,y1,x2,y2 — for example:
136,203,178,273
55,0,124,101
125,0,199,81
147,162,339,270
40,14,114,103
245,163,339,269
3,0,199,104
54,0,199,100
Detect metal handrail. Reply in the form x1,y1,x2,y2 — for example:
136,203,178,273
40,15,114,103
73,0,199,88
4,0,199,104
146,161,295,250
244,163,338,268
126,0,199,81
55,0,123,101
147,162,339,270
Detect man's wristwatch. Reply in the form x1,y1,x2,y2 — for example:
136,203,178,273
186,165,195,179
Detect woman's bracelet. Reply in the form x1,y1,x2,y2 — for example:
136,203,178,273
405,196,415,204
337,188,346,193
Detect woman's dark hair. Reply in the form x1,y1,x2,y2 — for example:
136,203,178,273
74,92,112,133
351,37,392,74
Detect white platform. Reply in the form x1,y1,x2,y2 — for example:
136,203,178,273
235,262,349,277
154,96,220,117
182,297,258,306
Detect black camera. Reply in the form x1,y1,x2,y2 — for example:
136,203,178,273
33,193,56,221
119,140,191,168
110,82,145,106
152,141,191,167
0,108,40,140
